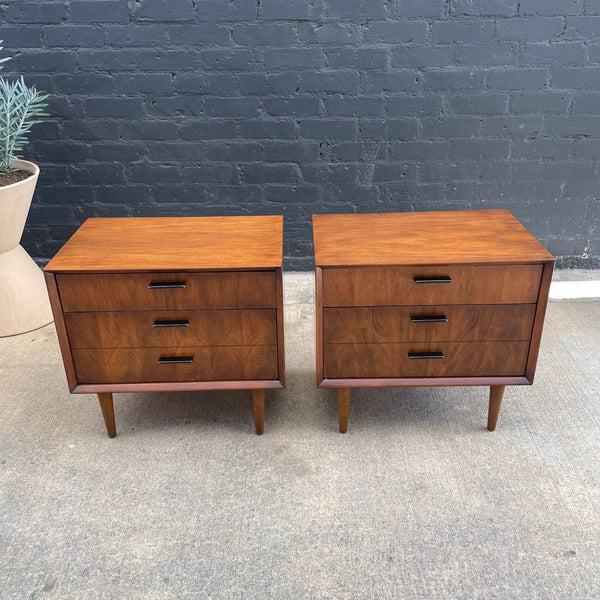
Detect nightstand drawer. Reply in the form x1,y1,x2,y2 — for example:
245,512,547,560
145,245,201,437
65,309,277,349
323,341,530,379
324,304,536,344
322,265,542,307
73,345,278,384
57,271,277,312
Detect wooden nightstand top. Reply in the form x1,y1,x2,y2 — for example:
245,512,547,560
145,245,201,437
313,209,553,267
45,216,283,273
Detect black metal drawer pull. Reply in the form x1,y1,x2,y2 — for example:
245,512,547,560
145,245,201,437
148,281,186,289
153,319,190,328
158,356,194,364
413,276,452,284
410,315,448,323
408,351,445,360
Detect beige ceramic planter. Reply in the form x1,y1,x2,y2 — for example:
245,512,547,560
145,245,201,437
0,158,52,336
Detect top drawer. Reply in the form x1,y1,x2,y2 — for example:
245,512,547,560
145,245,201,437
322,264,542,307
57,271,277,312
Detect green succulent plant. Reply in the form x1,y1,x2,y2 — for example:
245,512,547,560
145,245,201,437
0,42,49,174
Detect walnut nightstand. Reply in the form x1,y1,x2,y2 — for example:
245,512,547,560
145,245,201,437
313,210,554,433
44,216,285,437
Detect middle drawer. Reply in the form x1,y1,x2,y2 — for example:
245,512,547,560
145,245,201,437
65,309,277,349
324,304,536,344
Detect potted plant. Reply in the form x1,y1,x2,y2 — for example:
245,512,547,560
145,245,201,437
0,42,52,336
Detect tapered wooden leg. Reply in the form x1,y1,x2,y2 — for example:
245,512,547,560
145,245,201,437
98,393,116,438
338,388,351,433
252,389,265,435
488,385,505,431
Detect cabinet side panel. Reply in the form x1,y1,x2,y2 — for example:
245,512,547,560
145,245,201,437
276,267,285,387
44,271,78,391
315,266,323,385
525,260,555,382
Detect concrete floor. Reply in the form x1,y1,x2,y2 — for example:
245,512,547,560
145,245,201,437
0,273,599,599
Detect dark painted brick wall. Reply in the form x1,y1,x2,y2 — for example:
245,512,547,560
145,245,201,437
2,0,599,268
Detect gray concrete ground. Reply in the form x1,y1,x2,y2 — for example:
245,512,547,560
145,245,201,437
551,269,600,281
1,273,599,599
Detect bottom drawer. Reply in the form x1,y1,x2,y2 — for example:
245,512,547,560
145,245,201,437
73,345,278,384
323,341,529,379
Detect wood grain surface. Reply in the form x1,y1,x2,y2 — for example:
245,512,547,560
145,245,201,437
319,376,530,388
313,210,553,267
98,393,116,438
321,264,542,307
73,380,284,394
252,389,265,435
65,309,277,349
323,304,536,344
275,267,286,388
44,272,78,391
525,261,555,383
337,388,350,433
488,385,506,431
45,216,283,272
57,271,277,312
73,345,278,383
323,341,530,379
